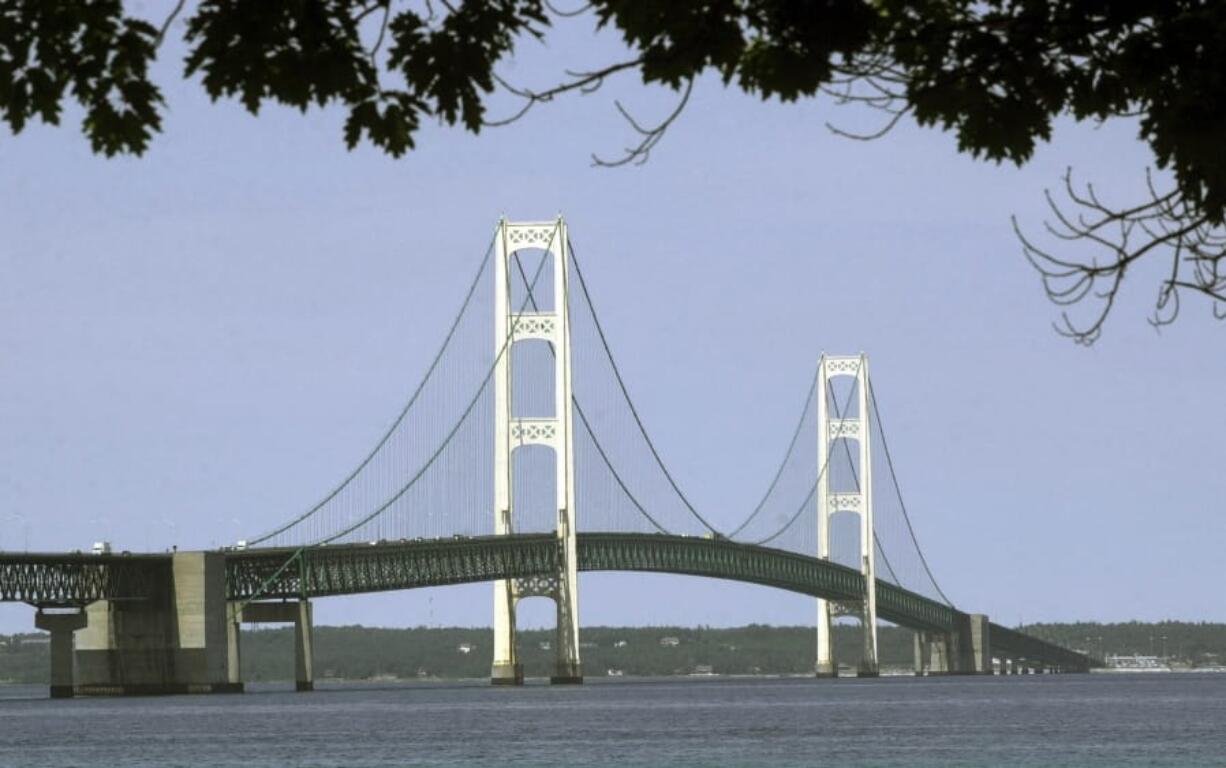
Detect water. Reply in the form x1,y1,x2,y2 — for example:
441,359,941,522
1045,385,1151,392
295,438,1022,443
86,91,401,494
2,674,1224,767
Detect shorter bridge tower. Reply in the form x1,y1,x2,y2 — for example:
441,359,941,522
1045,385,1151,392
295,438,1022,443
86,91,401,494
815,353,880,677
491,216,582,685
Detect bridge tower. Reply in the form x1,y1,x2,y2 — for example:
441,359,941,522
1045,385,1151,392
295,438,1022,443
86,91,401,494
491,216,583,685
815,353,880,677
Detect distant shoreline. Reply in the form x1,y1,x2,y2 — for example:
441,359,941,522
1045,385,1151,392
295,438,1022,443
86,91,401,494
6,622,1225,685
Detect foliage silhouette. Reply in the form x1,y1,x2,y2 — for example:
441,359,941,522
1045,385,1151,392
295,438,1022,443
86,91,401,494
2,1,1223,340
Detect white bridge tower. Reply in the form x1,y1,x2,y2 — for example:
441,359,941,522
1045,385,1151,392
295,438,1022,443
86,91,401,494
815,353,880,677
491,216,583,685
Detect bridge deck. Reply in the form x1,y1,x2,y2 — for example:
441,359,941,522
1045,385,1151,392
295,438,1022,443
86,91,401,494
224,533,957,630
0,535,1090,670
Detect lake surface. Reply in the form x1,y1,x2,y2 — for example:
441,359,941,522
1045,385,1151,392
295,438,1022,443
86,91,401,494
1,673,1223,767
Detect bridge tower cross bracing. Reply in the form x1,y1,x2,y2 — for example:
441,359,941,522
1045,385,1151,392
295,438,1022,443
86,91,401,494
491,216,583,685
815,353,880,677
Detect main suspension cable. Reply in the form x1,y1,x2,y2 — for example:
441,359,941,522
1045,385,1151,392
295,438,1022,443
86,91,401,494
727,364,820,538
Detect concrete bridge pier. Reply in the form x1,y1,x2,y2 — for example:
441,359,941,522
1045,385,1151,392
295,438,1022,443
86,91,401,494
231,600,315,691
941,613,989,674
74,552,239,695
294,601,314,691
924,614,991,675
35,608,88,698
965,613,992,674
227,603,242,688
928,633,951,674
913,631,931,676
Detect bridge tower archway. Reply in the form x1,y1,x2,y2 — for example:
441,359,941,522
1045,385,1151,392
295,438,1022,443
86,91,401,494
491,217,582,685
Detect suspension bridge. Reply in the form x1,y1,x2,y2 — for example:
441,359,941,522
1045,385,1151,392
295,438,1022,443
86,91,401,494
0,217,1093,697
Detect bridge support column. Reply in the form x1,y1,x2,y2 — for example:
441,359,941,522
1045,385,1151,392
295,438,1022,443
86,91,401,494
815,602,837,677
491,217,582,686
490,580,522,685
74,552,239,695
814,354,878,679
232,600,314,691
855,599,880,677
550,572,582,684
967,614,992,674
35,608,88,698
294,600,314,691
928,633,951,674
914,631,931,676
937,612,991,675
226,603,242,687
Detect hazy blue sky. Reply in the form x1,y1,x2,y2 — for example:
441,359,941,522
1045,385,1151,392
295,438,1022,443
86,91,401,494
2,6,1222,633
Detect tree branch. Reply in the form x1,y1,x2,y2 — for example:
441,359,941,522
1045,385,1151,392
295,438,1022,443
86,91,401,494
1017,168,1224,344
156,0,188,48
591,79,693,168
483,58,644,128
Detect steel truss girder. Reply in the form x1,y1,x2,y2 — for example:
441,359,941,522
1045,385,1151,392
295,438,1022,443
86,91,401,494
222,534,960,632
3,536,1088,670
0,553,165,607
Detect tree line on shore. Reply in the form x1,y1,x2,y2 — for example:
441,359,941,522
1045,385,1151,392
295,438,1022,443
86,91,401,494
2,622,1222,684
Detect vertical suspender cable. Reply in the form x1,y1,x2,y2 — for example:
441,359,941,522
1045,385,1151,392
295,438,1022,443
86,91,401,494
867,380,953,606
568,240,723,535
247,233,497,546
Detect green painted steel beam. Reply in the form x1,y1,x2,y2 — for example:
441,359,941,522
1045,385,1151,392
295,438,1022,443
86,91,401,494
224,533,959,631
0,552,167,607
0,536,1091,670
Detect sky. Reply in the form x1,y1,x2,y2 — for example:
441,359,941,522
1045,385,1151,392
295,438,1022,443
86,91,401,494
2,5,1223,634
